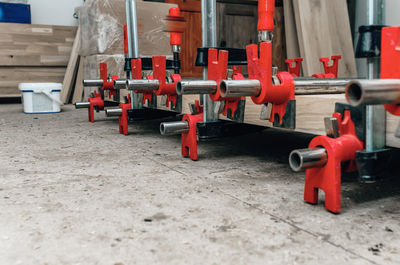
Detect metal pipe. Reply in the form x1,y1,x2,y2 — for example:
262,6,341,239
345,79,400,106
114,79,127,90
105,108,123,117
126,79,160,91
219,78,354,98
75,102,91,109
125,0,139,59
202,0,218,122
160,121,189,135
289,148,328,172
83,80,103,87
176,80,217,95
219,80,262,97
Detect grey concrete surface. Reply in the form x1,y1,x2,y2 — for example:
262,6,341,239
0,104,399,265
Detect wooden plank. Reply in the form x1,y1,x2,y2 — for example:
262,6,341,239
0,67,66,96
61,28,81,103
72,59,84,104
283,0,301,61
292,0,357,77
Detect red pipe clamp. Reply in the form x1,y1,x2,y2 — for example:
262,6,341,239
312,55,342,79
181,100,204,161
88,63,119,123
247,42,295,124
381,27,400,116
208,49,245,118
304,110,363,213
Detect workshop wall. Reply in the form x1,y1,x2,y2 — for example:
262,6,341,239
28,0,83,26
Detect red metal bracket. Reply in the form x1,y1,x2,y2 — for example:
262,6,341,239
181,100,203,161
285,58,303,77
206,49,245,119
88,90,104,123
381,27,400,116
223,67,245,117
130,58,154,105
247,42,295,124
312,55,341,78
119,94,131,135
152,56,181,108
99,63,118,98
304,110,364,213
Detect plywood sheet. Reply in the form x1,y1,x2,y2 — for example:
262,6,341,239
292,0,357,77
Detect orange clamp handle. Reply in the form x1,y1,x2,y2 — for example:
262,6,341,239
258,0,275,32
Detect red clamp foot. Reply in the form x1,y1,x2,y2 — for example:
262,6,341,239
118,94,132,135
285,58,303,77
181,100,203,161
222,66,246,119
88,90,104,123
313,55,341,78
303,110,363,213
152,56,181,109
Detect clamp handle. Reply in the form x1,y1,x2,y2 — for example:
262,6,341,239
168,7,183,47
258,0,275,32
124,24,129,54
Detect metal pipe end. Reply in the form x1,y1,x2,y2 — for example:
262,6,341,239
176,81,183,95
289,148,328,172
74,102,91,109
105,108,123,117
160,121,189,135
289,150,305,172
219,80,228,98
345,81,363,106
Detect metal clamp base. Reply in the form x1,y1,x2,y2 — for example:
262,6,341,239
356,149,394,183
126,108,175,122
196,120,263,141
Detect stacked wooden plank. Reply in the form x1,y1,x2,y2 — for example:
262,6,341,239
0,23,77,98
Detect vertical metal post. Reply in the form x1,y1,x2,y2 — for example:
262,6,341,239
125,0,143,109
365,0,386,152
201,0,219,122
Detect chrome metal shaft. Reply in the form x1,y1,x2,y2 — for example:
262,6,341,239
114,79,127,90
176,80,217,95
126,79,160,91
105,108,123,117
75,102,91,109
219,80,261,97
83,80,103,87
289,148,328,172
219,78,355,98
345,79,400,106
160,121,189,135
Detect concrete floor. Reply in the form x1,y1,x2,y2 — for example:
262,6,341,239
0,104,399,265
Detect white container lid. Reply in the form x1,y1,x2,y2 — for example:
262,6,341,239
18,83,63,92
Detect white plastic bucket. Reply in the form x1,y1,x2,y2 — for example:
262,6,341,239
18,83,64,114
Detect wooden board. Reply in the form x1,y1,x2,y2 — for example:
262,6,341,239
292,0,357,77
0,23,76,67
72,59,84,104
283,0,301,61
0,67,66,97
177,94,400,148
61,28,81,103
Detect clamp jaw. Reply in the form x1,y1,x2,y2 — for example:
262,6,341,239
289,110,364,213
247,42,296,128
207,49,246,121
76,63,120,123
160,100,203,160
285,58,303,77
312,55,342,78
